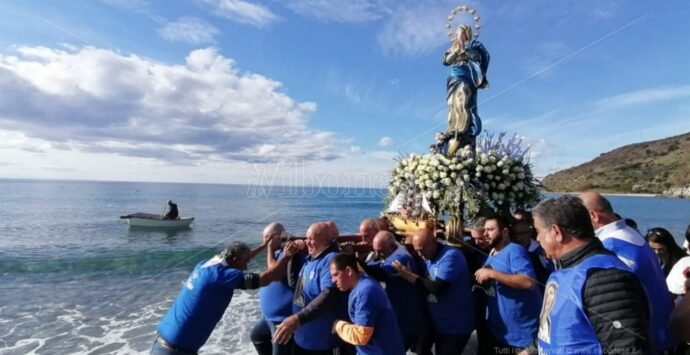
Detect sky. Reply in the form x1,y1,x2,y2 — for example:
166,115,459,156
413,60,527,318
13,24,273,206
0,0,689,188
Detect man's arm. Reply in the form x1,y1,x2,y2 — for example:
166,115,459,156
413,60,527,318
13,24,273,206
582,268,651,355
333,320,374,346
391,260,451,296
476,268,536,290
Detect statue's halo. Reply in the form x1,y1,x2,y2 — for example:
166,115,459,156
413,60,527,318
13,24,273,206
446,5,482,38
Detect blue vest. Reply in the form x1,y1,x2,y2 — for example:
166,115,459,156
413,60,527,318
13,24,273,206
537,254,629,355
293,250,341,350
602,236,676,351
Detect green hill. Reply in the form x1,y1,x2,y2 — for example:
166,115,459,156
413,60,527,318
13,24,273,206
542,132,690,196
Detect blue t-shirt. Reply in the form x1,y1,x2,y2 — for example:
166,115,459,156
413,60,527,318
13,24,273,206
348,275,405,355
484,242,542,347
293,250,342,350
157,258,244,352
367,246,425,336
259,250,295,323
422,244,474,335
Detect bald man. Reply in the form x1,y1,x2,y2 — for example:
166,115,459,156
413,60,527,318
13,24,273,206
392,229,474,355
251,223,302,355
580,192,676,352
273,223,345,354
360,231,425,351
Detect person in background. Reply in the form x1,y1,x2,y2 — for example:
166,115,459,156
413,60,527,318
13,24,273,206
153,239,298,355
251,223,304,355
329,253,405,355
465,217,493,355
533,195,651,355
670,276,690,354
392,228,474,355
476,215,542,354
162,200,179,220
580,192,676,353
667,258,690,299
647,227,687,277
510,219,552,292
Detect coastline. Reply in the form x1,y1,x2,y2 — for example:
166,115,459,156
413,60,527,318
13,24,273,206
544,191,658,198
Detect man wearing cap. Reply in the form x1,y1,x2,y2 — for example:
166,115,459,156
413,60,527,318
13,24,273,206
152,239,298,355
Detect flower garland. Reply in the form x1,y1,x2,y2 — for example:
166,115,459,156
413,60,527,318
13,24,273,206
386,132,541,220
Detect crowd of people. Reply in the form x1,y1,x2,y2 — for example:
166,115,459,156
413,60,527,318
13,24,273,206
150,193,690,355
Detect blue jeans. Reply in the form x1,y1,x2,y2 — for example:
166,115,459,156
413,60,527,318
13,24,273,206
250,317,294,355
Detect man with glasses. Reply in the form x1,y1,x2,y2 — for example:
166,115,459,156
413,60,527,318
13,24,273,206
510,220,552,292
580,192,676,353
534,195,650,355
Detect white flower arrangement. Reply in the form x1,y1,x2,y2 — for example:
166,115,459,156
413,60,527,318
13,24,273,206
386,132,541,220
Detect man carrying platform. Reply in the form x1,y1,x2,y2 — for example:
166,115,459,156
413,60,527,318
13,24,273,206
392,228,474,355
329,253,405,355
251,223,304,355
534,195,650,354
580,192,676,352
361,231,425,351
273,222,345,354
475,215,542,354
152,239,299,355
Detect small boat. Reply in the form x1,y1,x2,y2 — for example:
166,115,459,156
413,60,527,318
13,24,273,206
120,213,194,228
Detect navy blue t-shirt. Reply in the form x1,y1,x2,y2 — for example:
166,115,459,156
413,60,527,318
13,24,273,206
483,242,542,347
422,244,474,335
348,275,405,355
157,257,244,352
259,250,295,322
367,246,425,336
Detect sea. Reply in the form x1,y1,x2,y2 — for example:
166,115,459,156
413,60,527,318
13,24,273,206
1,179,689,355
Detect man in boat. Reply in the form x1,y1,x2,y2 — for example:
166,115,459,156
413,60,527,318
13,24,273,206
534,195,651,354
580,192,676,352
392,228,474,355
329,253,405,355
273,222,347,354
251,223,304,355
162,200,179,220
474,215,542,354
152,239,299,355
360,231,425,351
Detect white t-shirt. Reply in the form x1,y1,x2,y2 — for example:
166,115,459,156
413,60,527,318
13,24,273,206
666,256,690,295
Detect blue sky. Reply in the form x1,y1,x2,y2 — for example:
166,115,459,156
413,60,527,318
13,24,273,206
0,0,688,187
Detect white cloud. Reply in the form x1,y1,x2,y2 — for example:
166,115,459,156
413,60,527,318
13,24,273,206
158,17,219,44
281,0,384,23
378,136,393,147
196,0,279,28
0,45,343,164
376,3,448,57
594,85,690,110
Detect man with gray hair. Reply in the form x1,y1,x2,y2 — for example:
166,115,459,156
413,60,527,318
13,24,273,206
153,237,299,355
532,195,650,355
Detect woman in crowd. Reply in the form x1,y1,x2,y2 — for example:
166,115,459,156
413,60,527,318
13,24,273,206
647,227,687,277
